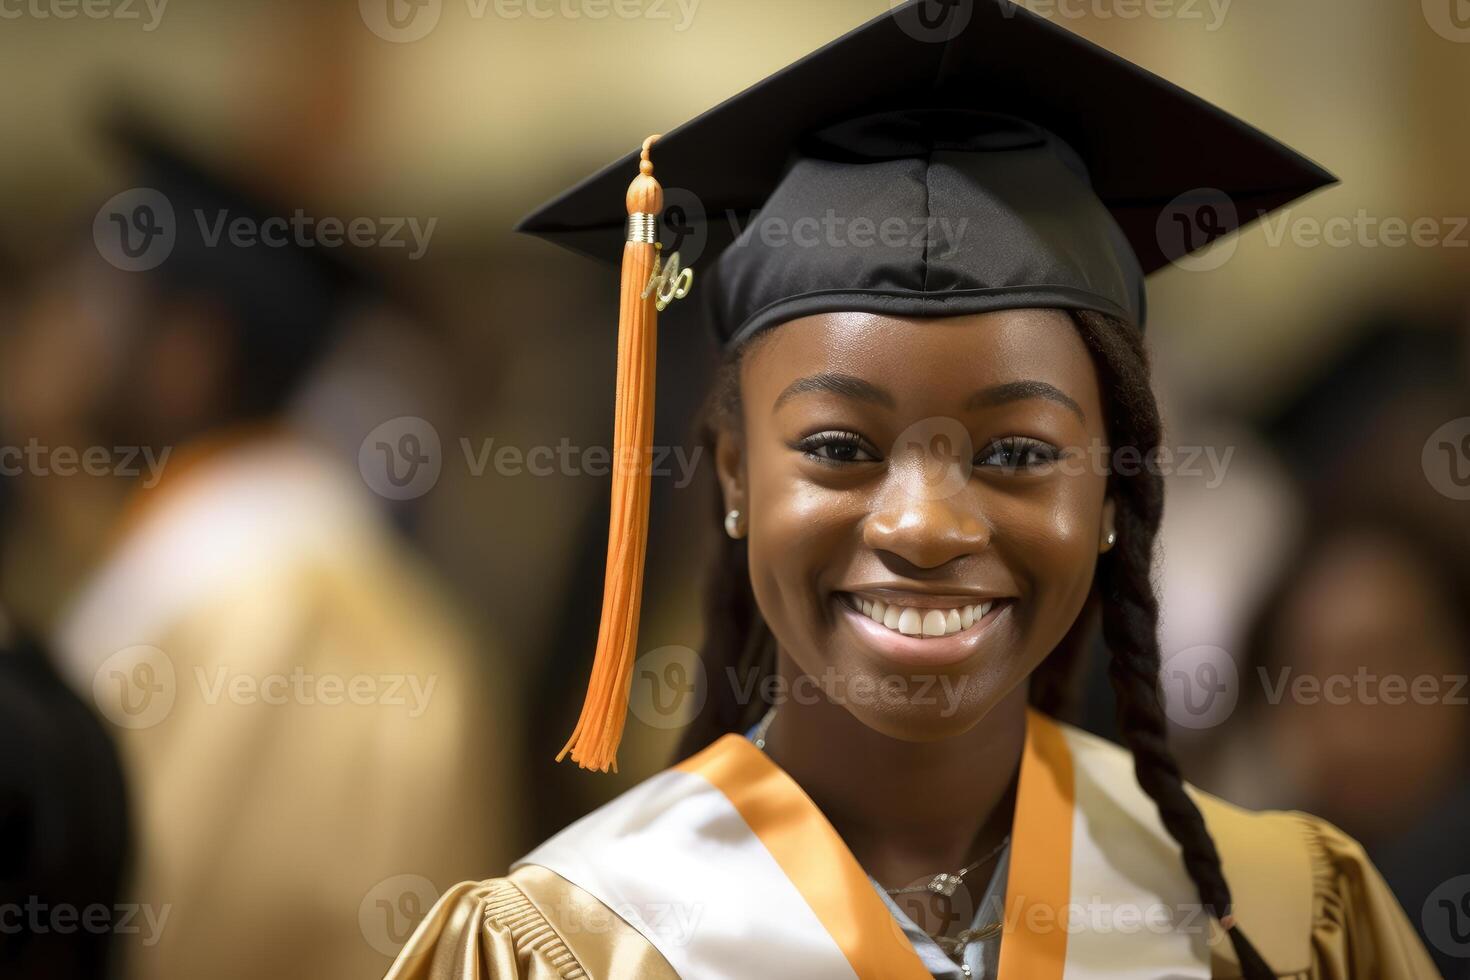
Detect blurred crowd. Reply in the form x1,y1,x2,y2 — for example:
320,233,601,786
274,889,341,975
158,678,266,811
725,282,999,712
1,1,1468,979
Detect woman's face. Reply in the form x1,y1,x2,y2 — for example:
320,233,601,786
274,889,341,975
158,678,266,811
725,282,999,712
716,308,1115,741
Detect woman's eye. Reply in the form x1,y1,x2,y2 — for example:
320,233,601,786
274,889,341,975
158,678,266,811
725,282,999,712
794,431,879,464
976,436,1061,471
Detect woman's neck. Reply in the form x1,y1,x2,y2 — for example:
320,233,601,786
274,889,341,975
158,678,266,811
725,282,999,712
760,653,1027,888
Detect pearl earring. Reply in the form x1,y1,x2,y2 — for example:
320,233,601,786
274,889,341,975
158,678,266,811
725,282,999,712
724,509,745,539
1105,530,1116,547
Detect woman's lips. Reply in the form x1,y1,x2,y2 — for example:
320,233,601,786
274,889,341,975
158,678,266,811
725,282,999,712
835,591,1012,668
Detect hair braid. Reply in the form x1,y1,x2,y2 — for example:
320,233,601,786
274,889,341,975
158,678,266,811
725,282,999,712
1074,310,1275,979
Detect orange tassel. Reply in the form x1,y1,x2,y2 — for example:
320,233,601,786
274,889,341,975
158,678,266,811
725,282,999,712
556,135,665,773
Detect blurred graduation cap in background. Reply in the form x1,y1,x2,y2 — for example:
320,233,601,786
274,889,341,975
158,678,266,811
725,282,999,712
510,0,1337,772
1258,306,1470,513
96,103,383,419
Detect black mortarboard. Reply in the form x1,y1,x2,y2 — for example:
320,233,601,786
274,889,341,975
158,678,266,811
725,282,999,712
517,0,1334,344
515,0,1335,772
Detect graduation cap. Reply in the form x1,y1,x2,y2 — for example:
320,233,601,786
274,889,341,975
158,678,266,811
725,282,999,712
99,105,376,416
515,0,1335,773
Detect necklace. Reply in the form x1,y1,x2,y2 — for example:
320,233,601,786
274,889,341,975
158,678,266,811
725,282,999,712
751,704,778,749
748,704,1011,898
883,834,1010,896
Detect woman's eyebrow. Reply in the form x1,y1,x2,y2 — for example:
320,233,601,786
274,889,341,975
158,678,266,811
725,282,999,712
771,374,1084,421
772,373,895,411
965,380,1085,422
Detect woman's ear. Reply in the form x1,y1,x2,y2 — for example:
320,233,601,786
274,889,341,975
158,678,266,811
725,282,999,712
714,425,747,535
1100,495,1117,553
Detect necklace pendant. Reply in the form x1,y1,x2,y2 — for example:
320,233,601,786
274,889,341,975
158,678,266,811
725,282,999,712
928,873,962,896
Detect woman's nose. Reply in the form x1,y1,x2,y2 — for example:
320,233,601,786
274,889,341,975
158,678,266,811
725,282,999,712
863,486,991,570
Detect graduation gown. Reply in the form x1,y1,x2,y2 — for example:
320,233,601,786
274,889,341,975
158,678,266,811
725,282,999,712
55,435,521,980
384,709,1437,980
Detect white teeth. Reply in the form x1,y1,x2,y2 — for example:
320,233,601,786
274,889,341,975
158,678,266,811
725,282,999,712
921,609,947,637
850,595,1003,639
898,608,924,635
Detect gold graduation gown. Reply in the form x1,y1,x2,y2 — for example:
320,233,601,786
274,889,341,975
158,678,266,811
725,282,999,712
57,435,521,980
384,709,1437,980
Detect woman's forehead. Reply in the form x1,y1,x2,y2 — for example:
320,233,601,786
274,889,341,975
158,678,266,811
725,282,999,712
741,309,1102,410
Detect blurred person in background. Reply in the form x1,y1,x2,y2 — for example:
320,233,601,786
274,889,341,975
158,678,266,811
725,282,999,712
0,184,131,980
1204,505,1470,979
0,110,520,980
0,609,131,980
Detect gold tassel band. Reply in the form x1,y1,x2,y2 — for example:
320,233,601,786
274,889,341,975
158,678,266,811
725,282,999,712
626,212,658,244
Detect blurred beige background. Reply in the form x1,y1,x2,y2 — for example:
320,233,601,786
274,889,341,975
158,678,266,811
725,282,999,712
2,1,1469,976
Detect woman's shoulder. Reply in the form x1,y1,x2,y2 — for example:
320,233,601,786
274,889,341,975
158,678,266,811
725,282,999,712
1057,721,1437,977
384,866,679,980
1191,791,1439,978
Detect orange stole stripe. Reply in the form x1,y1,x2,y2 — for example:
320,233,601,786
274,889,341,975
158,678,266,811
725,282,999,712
997,708,1075,980
675,734,931,980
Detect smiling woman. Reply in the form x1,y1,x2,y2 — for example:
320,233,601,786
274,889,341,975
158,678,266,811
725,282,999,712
383,2,1437,979
711,309,1115,744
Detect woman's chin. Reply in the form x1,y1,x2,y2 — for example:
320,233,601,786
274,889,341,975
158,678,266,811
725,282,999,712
824,660,1016,742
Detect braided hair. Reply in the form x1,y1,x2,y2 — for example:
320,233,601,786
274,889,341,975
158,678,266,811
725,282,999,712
673,309,1276,979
